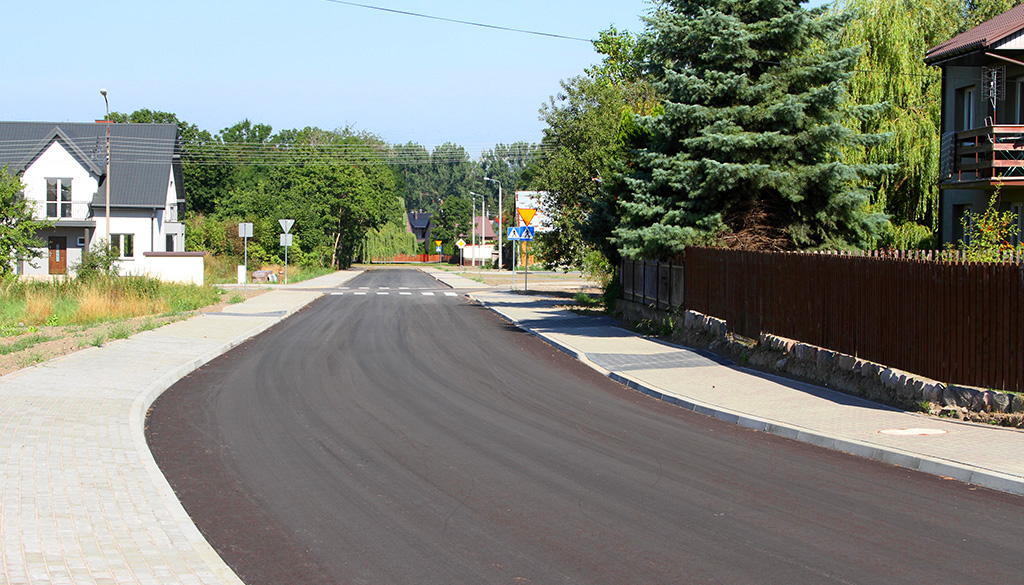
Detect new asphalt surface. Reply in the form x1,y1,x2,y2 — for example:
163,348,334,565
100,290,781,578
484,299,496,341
2,267,1023,584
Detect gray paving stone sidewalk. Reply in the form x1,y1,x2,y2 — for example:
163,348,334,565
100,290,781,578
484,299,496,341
0,270,361,585
470,289,1024,497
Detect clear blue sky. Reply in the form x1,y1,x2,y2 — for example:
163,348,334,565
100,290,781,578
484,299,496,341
6,0,828,157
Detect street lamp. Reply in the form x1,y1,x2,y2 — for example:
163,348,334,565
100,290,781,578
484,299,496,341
100,89,111,242
469,192,482,266
483,177,502,270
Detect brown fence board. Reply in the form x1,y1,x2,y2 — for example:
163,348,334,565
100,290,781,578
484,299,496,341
622,249,1024,391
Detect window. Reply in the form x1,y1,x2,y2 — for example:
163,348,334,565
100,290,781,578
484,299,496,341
110,234,134,258
955,86,976,131
166,234,175,252
46,178,72,218
952,204,972,245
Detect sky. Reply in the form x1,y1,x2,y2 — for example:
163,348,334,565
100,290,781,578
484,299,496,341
5,0,654,156
5,0,829,158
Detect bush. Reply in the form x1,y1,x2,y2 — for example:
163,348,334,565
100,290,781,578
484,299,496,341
882,223,936,250
73,240,120,281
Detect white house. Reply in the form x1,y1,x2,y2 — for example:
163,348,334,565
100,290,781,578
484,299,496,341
0,121,197,281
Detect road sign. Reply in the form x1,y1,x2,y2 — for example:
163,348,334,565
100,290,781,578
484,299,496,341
434,240,442,247
280,234,293,247
507,226,535,241
435,245,442,253
238,222,253,238
279,219,295,233
518,208,537,226
456,239,466,249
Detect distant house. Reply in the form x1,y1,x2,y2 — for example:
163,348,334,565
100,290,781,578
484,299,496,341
926,5,1024,244
0,121,187,277
407,211,434,253
470,215,497,241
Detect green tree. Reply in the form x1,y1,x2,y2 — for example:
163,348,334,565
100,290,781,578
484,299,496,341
615,0,891,259
838,0,1024,234
431,195,472,255
0,168,50,276
532,75,628,268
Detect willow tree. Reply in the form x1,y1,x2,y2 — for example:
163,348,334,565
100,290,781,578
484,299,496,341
838,0,1024,240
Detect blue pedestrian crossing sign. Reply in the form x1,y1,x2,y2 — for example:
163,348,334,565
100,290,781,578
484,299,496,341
507,226,535,241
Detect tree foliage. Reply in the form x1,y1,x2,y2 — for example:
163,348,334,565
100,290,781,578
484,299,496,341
835,0,1024,232
532,75,628,268
0,167,50,276
614,0,891,259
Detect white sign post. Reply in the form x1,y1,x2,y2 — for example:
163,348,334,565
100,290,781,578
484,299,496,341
239,222,253,289
279,219,294,284
456,238,466,268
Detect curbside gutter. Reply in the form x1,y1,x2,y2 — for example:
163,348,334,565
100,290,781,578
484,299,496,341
469,292,1024,497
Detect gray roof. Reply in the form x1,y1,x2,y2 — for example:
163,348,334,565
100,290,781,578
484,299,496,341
0,121,182,209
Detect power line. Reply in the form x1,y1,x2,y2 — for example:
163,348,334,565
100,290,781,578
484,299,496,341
321,0,593,43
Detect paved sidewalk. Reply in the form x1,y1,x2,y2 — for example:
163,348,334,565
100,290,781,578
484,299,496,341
470,290,1024,497
3,266,1021,585
418,266,490,289
0,270,361,585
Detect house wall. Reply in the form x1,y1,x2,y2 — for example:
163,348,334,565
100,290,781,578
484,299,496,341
17,226,91,277
21,142,99,221
134,252,205,285
162,168,184,252
943,65,979,132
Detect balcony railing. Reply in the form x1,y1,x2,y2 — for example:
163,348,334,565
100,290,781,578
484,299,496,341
39,201,94,223
940,125,1024,188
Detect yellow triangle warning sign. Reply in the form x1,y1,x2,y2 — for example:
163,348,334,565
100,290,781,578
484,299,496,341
518,208,537,226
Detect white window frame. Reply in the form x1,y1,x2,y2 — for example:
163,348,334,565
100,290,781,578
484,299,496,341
46,178,72,218
110,233,135,259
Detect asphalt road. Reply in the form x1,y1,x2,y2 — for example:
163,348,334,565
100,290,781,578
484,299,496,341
147,268,1024,585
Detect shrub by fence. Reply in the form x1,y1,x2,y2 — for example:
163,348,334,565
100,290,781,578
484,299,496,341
622,248,1023,392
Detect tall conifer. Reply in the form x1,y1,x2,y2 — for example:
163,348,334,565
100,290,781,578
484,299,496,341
614,0,890,259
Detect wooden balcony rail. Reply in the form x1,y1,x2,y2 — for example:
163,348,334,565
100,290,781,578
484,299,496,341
941,125,1024,188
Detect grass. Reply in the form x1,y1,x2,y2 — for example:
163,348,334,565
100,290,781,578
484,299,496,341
573,292,602,307
0,334,53,356
108,322,134,340
205,254,337,285
0,275,220,328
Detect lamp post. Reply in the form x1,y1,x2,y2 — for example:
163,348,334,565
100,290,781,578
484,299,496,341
470,191,483,267
483,177,502,270
100,89,111,242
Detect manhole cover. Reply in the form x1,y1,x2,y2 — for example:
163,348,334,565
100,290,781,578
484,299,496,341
878,428,949,436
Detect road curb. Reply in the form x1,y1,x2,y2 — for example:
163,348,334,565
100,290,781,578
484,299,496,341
470,293,1024,497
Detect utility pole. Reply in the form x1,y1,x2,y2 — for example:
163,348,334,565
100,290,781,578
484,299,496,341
100,89,111,242
484,177,502,270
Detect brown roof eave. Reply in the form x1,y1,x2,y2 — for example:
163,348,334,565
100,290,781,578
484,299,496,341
924,39,987,66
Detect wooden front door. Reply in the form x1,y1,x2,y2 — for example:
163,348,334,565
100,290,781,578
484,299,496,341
48,237,67,275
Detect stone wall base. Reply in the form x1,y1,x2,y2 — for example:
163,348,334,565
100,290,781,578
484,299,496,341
616,299,1024,428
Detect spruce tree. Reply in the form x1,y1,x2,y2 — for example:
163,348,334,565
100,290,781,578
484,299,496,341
613,0,890,259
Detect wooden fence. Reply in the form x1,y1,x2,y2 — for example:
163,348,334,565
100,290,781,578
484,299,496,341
620,259,685,311
622,248,1024,392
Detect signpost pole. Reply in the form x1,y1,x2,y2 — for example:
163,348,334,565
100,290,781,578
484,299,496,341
239,222,253,290
278,219,294,285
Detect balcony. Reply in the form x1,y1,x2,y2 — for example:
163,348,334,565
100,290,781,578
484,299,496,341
940,125,1024,189
41,202,95,228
